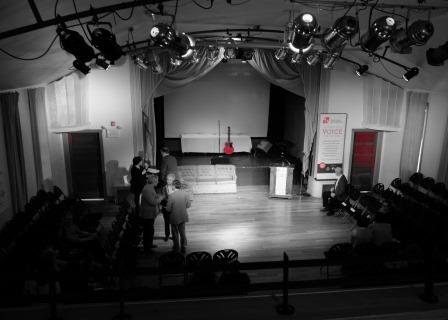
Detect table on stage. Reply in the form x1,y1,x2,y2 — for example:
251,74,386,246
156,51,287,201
181,133,252,153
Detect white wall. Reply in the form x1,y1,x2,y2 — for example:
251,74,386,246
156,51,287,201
0,107,13,227
164,63,270,138
87,59,134,196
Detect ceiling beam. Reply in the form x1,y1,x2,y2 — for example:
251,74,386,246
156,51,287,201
0,0,171,41
27,0,43,23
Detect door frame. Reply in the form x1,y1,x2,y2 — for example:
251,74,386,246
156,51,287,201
348,129,383,188
63,130,106,199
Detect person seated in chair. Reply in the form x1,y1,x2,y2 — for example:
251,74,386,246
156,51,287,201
369,207,394,247
350,217,373,249
321,166,348,216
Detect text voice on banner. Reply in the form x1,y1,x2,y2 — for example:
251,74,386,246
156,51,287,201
315,113,347,180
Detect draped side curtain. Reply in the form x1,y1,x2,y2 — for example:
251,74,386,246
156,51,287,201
249,49,322,174
437,113,448,185
45,73,89,132
363,76,404,131
400,91,428,181
28,87,52,189
130,47,224,165
0,92,27,213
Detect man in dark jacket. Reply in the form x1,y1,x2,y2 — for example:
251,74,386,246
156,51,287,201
130,156,147,215
321,166,348,216
159,147,178,184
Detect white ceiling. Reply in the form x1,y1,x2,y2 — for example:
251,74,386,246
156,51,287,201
0,0,448,91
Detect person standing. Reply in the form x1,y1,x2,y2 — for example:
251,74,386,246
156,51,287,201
166,180,191,253
160,173,176,242
321,166,348,216
130,156,147,216
159,147,178,184
140,170,163,253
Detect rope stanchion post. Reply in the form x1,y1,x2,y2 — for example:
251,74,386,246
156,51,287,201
276,252,294,315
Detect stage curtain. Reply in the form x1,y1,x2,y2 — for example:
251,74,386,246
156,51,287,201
438,114,448,185
0,92,27,213
363,75,404,131
249,49,322,174
27,87,52,189
400,91,428,182
45,73,90,132
130,47,224,165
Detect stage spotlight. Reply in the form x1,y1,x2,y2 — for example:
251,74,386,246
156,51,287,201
150,23,177,47
57,23,95,74
133,54,149,70
323,16,359,50
361,16,396,52
170,56,183,66
402,67,419,81
207,47,220,61
95,56,110,70
390,20,434,54
306,52,321,66
73,59,91,75
323,53,339,69
355,64,368,76
275,47,288,60
289,13,318,53
291,52,303,63
175,33,196,59
90,28,123,64
426,41,448,66
224,47,236,59
189,50,200,63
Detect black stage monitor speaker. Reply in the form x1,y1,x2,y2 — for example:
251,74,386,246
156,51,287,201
211,156,230,165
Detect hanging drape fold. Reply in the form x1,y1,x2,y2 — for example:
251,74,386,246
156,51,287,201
45,73,90,132
0,92,27,213
437,114,448,185
249,49,322,174
363,76,404,131
400,91,428,182
129,48,224,165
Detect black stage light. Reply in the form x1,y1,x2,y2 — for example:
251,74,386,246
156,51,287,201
172,33,195,59
306,52,321,66
57,24,95,74
426,41,448,66
90,28,123,64
73,59,91,75
275,47,288,60
289,13,318,53
355,64,369,76
291,52,303,63
390,20,434,54
95,56,110,70
323,53,339,69
361,16,396,52
323,16,359,50
150,23,177,47
207,47,220,61
403,67,419,81
132,54,149,70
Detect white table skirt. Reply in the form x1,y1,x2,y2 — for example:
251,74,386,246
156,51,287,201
181,134,252,153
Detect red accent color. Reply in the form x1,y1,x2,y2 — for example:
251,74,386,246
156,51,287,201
319,162,326,169
224,126,234,155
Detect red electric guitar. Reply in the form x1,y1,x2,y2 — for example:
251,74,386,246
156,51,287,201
223,126,234,155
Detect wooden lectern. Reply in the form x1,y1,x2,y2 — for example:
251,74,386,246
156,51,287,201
269,166,294,199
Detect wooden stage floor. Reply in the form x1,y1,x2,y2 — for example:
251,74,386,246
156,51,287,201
147,185,352,263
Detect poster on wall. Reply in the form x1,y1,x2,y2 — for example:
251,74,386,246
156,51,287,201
0,170,7,214
315,113,347,180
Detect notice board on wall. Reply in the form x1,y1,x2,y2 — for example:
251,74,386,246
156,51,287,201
315,113,347,180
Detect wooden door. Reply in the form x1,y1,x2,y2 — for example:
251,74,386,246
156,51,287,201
67,132,105,199
350,130,380,191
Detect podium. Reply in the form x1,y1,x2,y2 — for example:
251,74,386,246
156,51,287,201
269,166,294,199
